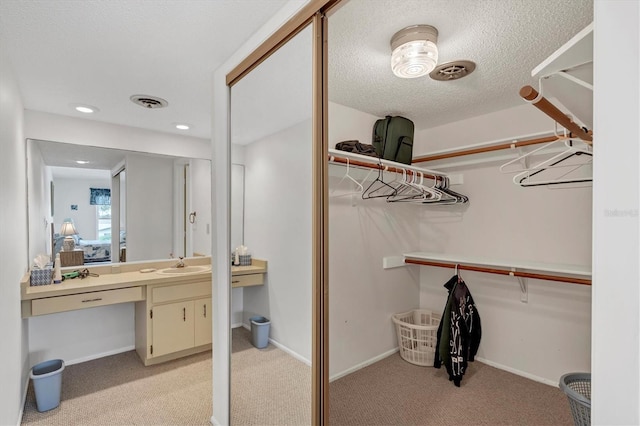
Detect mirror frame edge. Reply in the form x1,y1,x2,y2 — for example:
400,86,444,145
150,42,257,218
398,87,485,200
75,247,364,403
224,0,341,423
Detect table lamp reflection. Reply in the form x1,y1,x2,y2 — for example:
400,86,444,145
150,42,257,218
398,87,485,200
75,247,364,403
60,218,78,251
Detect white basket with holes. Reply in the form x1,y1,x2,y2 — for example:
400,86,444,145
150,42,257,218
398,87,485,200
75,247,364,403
392,309,441,367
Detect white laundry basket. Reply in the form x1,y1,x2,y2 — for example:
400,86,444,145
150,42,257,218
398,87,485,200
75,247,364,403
392,309,441,366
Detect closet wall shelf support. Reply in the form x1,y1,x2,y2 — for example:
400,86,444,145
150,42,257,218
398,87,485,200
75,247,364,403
510,270,528,303
403,253,591,287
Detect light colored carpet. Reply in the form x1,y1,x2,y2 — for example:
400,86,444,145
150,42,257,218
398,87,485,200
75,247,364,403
21,350,212,425
329,352,574,426
231,327,311,426
21,327,311,426
21,333,573,426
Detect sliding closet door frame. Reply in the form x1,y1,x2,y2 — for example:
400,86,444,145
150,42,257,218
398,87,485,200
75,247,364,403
225,0,342,423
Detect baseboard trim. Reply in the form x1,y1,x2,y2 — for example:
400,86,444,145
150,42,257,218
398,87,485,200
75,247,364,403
329,347,399,383
475,357,559,387
65,345,136,366
241,324,311,366
210,415,221,426
231,322,244,329
18,374,29,426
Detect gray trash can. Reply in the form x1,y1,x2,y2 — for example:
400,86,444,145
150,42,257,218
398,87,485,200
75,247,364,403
30,359,65,412
249,316,271,349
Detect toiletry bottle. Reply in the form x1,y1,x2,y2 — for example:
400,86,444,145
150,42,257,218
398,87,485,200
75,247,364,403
53,253,62,284
234,249,240,266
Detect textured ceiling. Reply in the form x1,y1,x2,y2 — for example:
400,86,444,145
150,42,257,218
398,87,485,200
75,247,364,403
328,0,593,131
1,0,593,143
0,0,296,140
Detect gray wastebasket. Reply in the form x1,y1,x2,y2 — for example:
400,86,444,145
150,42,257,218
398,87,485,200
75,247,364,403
559,372,591,426
30,359,65,412
249,316,271,349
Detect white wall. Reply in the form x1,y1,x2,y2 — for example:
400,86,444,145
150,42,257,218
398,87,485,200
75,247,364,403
327,101,422,379
26,143,53,260
592,1,639,424
125,153,174,262
0,38,30,425
53,175,111,241
25,110,211,160
242,119,313,362
191,158,212,256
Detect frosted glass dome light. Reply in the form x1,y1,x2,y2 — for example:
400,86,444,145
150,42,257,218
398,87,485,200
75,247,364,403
391,25,439,79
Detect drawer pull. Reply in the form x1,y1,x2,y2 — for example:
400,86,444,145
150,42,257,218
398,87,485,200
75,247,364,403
232,280,240,283
183,307,186,321
82,297,102,303
204,304,207,318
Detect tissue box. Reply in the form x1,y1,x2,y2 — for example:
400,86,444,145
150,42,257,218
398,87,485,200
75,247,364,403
239,254,252,266
30,265,53,286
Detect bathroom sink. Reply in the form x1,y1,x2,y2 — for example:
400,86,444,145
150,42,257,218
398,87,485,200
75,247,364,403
156,265,211,275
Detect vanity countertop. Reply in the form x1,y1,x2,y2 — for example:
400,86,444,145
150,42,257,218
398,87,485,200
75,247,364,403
21,257,268,301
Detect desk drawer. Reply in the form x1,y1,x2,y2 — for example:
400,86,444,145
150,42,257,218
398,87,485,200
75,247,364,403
152,281,211,304
231,273,264,288
31,286,143,316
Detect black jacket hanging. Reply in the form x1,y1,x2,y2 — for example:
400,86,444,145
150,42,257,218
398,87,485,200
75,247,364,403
434,275,481,387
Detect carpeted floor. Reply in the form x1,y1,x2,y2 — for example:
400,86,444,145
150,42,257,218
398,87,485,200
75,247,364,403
329,353,574,426
231,327,311,425
21,327,311,426
22,332,573,426
21,349,212,425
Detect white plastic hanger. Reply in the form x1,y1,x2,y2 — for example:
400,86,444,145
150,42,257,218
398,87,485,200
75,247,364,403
330,157,364,197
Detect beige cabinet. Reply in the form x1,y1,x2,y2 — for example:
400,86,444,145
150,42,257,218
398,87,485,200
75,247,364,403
151,300,195,357
135,280,211,366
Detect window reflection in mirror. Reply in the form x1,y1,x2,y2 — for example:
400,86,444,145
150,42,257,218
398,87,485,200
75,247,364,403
229,24,313,423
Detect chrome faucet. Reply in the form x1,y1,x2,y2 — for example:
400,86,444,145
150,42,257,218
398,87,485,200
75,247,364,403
175,257,185,268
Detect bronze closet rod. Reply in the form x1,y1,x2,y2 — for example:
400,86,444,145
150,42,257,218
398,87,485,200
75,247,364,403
329,154,443,181
411,134,566,164
404,258,592,286
520,85,593,143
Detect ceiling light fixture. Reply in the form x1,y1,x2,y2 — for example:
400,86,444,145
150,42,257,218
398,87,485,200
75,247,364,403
175,123,190,130
390,24,439,79
75,160,90,165
71,104,99,114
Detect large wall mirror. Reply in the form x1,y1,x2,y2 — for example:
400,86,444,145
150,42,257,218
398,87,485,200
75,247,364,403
228,23,313,423
26,138,215,266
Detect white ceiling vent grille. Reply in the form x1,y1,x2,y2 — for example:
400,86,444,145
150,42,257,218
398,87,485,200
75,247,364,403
130,95,168,109
429,60,476,81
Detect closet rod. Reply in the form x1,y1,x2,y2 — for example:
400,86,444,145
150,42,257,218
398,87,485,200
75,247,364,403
404,258,592,286
519,85,593,143
411,134,563,164
328,154,443,181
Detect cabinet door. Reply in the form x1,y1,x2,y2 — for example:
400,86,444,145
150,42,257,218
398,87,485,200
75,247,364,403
152,301,195,357
194,297,212,347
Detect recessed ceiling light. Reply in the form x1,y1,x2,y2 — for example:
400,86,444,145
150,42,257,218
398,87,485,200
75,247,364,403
71,104,99,114
175,124,190,130
75,160,90,164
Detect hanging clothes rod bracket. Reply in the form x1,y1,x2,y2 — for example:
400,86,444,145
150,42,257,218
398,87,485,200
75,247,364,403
510,269,528,303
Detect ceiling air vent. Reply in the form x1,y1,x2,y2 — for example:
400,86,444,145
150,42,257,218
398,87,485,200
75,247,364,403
429,60,476,81
130,95,168,109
